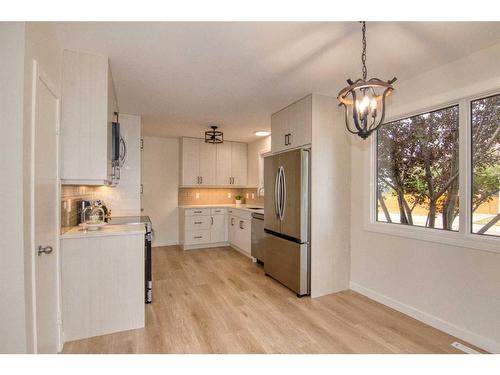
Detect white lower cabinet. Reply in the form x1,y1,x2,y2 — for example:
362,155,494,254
61,233,145,342
227,208,252,256
180,207,227,250
179,206,252,256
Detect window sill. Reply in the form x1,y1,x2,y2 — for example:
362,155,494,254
364,221,500,255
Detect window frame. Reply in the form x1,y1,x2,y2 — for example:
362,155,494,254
366,89,500,255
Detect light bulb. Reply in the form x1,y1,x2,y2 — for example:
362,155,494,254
357,95,370,116
370,98,377,111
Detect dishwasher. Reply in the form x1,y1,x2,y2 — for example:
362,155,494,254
251,211,267,263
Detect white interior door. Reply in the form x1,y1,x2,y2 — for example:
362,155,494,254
32,61,60,353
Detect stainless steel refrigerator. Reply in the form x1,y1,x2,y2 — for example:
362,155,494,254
264,148,310,296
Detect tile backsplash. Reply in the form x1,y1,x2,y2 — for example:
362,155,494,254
60,185,96,233
179,187,264,206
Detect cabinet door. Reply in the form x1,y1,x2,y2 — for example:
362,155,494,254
238,218,251,254
231,142,248,186
271,107,288,153
228,215,236,245
199,141,216,185
216,142,232,186
210,214,227,243
287,95,312,149
61,50,108,182
181,138,200,186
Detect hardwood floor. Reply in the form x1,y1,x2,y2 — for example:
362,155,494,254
63,245,482,354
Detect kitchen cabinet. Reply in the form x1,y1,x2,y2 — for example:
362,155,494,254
179,207,228,249
215,141,248,186
60,232,144,341
230,142,248,186
227,208,252,256
271,94,312,153
210,211,227,243
181,137,247,187
60,49,118,185
180,138,217,186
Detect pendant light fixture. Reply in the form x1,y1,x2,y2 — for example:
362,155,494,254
205,125,223,144
337,22,397,140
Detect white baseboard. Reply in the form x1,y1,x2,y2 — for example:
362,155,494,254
152,240,178,248
182,242,229,250
350,282,500,354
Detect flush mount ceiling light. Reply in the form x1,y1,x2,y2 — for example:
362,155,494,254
205,125,223,144
337,21,397,140
254,130,271,137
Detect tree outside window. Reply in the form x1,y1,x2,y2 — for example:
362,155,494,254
376,105,460,231
471,94,500,237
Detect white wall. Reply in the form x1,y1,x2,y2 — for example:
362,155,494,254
310,94,351,297
349,42,500,353
141,136,179,247
0,22,28,354
95,114,141,216
247,136,271,189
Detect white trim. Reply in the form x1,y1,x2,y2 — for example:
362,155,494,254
152,240,178,248
182,242,230,250
368,88,500,255
350,282,500,354
30,60,62,353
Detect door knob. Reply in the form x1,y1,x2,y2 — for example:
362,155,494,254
37,245,53,256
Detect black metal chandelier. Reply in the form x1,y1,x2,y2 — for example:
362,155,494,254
337,22,397,140
205,125,223,144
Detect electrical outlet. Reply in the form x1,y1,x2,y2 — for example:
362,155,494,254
246,193,249,199
227,193,231,198
195,193,200,199
251,193,255,199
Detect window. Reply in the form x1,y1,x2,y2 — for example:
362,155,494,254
376,105,460,231
471,94,500,237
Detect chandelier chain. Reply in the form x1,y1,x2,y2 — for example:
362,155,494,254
361,21,367,80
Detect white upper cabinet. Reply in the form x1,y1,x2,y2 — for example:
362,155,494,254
230,142,247,187
198,141,217,185
180,138,217,186
216,142,232,186
271,94,312,153
180,138,247,187
60,49,118,184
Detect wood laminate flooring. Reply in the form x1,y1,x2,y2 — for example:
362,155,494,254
63,245,484,354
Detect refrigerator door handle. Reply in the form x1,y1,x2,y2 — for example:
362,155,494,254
280,166,286,220
274,167,281,218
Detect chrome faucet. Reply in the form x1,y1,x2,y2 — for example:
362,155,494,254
81,205,92,224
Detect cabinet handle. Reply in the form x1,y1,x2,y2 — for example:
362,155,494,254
211,217,214,225
231,218,234,226
194,210,202,213
240,220,244,229
288,133,292,145
200,176,203,184
194,221,202,224
194,236,203,239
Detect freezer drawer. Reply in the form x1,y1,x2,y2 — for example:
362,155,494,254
263,234,309,296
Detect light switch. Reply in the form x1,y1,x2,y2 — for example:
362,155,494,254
246,193,249,199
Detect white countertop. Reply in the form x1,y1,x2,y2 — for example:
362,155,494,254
179,203,264,214
60,223,145,239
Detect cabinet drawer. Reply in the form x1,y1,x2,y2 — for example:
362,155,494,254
186,216,211,230
185,230,211,245
211,208,226,215
185,208,211,216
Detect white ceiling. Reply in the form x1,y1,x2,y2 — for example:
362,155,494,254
52,22,500,142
